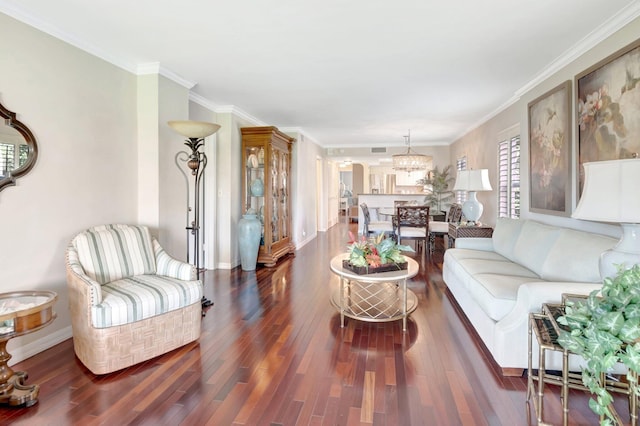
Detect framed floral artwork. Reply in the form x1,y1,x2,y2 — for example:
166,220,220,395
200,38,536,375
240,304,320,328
576,38,640,196
528,80,572,216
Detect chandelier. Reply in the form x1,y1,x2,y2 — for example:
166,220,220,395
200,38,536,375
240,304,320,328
392,130,429,174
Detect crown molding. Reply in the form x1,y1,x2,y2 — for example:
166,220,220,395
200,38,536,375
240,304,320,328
453,2,640,145
0,1,138,73
189,92,220,111
279,127,320,145
3,0,639,149
515,0,640,98
136,63,196,89
214,105,267,126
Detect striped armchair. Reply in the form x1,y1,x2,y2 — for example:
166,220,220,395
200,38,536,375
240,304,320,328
65,224,202,375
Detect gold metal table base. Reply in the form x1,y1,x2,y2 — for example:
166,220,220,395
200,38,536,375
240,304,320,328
527,307,638,426
330,283,418,330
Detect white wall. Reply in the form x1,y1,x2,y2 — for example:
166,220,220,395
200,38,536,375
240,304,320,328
0,13,138,361
287,130,323,247
449,16,640,239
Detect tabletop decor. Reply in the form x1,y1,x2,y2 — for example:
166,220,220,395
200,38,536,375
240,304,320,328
343,232,413,275
557,264,640,424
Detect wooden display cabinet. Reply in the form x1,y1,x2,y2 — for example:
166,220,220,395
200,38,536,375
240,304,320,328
241,126,296,267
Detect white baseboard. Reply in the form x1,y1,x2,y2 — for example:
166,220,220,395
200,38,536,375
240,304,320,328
8,325,73,366
295,233,317,250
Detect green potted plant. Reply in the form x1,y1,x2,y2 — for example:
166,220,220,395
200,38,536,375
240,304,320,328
557,264,640,425
417,165,455,214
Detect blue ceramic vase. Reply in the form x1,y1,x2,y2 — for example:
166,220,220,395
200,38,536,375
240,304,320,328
250,178,264,196
238,214,261,271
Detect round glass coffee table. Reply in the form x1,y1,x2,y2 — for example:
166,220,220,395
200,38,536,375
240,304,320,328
330,253,418,331
0,290,57,407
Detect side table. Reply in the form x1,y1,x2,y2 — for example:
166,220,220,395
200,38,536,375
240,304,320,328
329,253,419,331
448,223,493,247
527,297,638,425
0,291,57,407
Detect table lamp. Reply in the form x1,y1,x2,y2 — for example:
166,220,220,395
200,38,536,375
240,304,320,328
452,169,492,225
572,158,640,279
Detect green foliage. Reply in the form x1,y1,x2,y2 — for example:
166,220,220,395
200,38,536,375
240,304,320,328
557,264,640,424
416,165,455,213
347,232,414,268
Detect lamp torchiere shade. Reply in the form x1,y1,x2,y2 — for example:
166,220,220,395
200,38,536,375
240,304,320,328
572,159,640,278
168,120,221,139
453,169,492,225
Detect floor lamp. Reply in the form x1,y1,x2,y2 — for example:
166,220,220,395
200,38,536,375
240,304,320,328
168,120,221,310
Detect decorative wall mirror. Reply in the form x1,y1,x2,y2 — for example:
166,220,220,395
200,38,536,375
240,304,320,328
0,100,38,192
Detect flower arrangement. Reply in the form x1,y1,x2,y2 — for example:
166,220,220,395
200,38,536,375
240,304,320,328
346,232,413,271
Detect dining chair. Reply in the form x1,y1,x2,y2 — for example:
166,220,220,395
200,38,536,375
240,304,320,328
396,205,430,254
428,203,462,252
360,203,394,236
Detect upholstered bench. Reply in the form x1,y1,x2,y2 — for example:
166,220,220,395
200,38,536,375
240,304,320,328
65,224,202,374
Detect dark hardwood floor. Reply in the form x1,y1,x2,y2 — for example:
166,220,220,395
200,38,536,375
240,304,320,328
0,219,629,425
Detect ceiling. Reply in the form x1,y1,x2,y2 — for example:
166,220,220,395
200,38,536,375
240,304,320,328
2,0,639,150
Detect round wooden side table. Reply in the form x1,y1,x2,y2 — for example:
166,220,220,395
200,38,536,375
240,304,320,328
0,291,57,407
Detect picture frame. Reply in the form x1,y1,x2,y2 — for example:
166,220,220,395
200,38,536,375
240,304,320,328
576,38,640,196
528,80,572,216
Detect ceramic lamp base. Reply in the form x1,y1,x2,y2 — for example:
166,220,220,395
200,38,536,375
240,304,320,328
600,223,640,279
461,191,483,225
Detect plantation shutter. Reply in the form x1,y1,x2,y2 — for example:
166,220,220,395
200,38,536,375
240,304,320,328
455,156,467,204
498,136,520,218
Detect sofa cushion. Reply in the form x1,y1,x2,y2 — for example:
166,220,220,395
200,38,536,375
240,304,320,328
456,259,539,281
512,221,561,276
469,274,542,321
541,228,616,283
491,218,525,261
91,275,202,328
73,224,157,285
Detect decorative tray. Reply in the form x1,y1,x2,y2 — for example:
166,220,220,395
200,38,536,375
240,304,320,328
342,260,408,275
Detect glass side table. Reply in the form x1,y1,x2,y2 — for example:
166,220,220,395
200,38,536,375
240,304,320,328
527,296,638,425
0,291,57,407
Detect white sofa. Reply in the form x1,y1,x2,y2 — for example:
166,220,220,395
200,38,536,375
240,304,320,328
442,218,617,376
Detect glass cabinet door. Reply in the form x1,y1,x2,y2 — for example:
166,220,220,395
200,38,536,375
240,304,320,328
245,146,265,242
271,149,281,243
280,152,289,239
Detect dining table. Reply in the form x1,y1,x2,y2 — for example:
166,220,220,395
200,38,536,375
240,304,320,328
378,207,445,221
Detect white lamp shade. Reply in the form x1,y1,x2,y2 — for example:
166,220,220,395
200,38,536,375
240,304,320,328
168,120,221,139
453,169,492,191
573,159,640,223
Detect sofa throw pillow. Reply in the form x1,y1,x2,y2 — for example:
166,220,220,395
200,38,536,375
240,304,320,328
73,224,157,285
512,221,561,277
541,228,616,283
491,218,525,262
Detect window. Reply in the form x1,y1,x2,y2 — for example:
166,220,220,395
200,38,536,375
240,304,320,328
455,156,467,204
19,144,29,168
498,136,520,218
0,143,14,178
